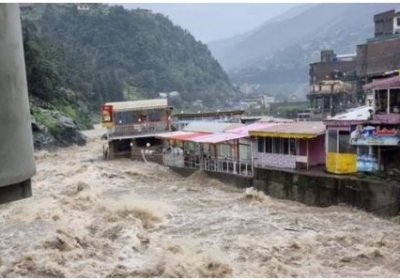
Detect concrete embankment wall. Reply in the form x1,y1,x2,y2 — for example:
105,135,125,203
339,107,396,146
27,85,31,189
254,168,400,216
169,167,253,190
169,166,400,217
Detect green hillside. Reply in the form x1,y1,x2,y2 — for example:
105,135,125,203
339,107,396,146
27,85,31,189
21,3,238,125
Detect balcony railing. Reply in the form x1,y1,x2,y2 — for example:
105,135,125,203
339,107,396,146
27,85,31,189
309,83,353,94
109,121,168,138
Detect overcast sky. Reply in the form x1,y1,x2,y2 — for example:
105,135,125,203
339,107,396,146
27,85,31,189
120,4,299,43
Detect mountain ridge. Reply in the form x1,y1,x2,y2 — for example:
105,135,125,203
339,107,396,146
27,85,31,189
208,3,400,98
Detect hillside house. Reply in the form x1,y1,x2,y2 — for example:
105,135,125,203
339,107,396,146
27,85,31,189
77,4,90,10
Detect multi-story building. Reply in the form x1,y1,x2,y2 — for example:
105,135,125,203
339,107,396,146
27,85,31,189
240,94,276,109
101,98,173,159
357,10,400,81
308,50,359,120
374,9,400,37
308,9,400,120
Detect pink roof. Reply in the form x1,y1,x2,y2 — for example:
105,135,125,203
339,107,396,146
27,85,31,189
192,122,277,144
225,122,278,134
363,76,400,91
156,131,209,140
192,132,244,144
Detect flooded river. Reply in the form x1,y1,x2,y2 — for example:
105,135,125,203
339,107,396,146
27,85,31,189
1,125,400,277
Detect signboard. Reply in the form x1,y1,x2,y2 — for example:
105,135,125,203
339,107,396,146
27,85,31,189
357,152,379,172
350,124,400,146
101,105,113,128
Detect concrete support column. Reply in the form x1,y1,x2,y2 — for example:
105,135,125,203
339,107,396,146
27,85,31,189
0,4,36,193
387,89,390,114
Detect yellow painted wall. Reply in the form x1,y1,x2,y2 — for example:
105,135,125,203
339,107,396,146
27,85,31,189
326,152,357,174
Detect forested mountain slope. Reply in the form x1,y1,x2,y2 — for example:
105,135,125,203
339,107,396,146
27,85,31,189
21,3,237,114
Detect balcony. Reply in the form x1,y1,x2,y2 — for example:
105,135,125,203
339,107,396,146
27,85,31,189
308,80,354,96
108,121,169,139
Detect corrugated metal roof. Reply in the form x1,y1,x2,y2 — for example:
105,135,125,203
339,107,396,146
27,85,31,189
192,123,277,144
363,76,400,91
155,131,208,141
249,122,325,139
193,132,243,144
326,106,372,121
241,116,294,123
183,121,243,133
106,99,169,111
226,122,277,134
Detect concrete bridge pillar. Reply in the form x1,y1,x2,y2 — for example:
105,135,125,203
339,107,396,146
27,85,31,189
0,4,36,203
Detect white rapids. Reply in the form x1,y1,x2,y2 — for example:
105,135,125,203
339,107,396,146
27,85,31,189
1,125,400,277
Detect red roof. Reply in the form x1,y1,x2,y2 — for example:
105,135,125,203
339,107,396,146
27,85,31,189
363,76,400,91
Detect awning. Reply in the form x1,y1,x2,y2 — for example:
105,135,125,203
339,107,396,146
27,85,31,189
363,76,400,91
155,131,209,141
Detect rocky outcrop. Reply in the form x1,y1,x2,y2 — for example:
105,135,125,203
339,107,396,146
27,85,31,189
31,108,87,150
31,115,56,150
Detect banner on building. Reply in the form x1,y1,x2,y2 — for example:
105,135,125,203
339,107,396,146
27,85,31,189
350,125,400,146
356,152,379,172
101,105,113,128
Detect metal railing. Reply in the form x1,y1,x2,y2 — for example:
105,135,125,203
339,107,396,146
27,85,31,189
203,157,252,176
162,153,252,177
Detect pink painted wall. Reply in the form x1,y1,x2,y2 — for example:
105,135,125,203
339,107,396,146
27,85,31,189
298,135,325,167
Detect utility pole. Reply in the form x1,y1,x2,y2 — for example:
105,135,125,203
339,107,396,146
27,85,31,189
0,4,36,204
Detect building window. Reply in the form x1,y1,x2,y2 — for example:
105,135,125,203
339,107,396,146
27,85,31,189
328,130,338,153
258,137,294,155
338,131,356,154
289,139,296,155
265,138,272,153
283,138,289,154
273,138,281,154
148,109,161,122
257,137,265,153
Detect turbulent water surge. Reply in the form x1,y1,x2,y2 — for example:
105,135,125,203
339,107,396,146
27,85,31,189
1,125,400,277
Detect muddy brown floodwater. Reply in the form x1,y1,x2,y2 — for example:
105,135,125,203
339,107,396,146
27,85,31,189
1,125,400,277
